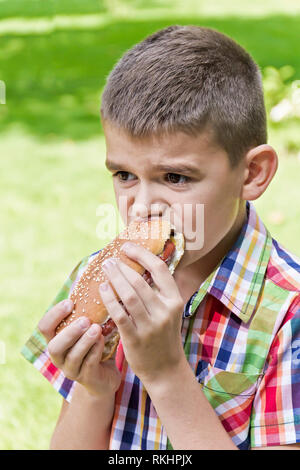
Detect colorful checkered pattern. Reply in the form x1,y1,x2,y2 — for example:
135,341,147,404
21,201,300,449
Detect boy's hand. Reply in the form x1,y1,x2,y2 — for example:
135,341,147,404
38,300,121,398
99,242,186,384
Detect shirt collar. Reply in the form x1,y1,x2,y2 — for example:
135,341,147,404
186,201,273,323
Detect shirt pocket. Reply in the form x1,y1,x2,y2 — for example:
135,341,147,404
197,361,263,411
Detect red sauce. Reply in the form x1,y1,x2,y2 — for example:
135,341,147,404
160,239,175,263
101,318,116,336
142,239,175,286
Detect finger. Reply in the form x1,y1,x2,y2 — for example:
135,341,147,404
101,258,150,327
81,336,106,371
120,242,175,293
38,299,74,342
98,281,136,336
47,316,91,367
117,260,164,315
117,259,182,325
63,324,102,379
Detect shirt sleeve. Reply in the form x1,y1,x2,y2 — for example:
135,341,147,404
20,252,98,403
250,294,300,448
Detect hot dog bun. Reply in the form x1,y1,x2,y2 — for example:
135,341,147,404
55,218,184,361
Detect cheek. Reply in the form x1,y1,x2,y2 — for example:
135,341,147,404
176,204,203,244
204,195,240,247
183,175,241,253
166,194,205,251
114,186,131,225
203,167,241,222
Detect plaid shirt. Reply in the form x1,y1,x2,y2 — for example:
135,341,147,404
21,201,300,449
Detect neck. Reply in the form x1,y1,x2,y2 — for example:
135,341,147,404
174,201,247,296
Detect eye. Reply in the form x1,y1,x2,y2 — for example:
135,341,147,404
112,171,191,186
165,173,191,186
113,171,136,182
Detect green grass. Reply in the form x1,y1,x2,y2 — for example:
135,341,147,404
0,0,300,450
0,131,117,449
1,11,300,141
0,0,106,18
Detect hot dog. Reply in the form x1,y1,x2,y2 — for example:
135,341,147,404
55,218,184,361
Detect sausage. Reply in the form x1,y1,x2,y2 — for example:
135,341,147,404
142,239,175,287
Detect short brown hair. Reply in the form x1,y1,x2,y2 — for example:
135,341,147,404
100,25,267,167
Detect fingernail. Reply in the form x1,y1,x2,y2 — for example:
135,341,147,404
121,242,135,252
102,258,116,270
99,281,109,291
77,317,90,329
62,299,73,312
87,324,99,337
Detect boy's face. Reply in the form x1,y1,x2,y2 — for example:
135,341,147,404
103,121,247,272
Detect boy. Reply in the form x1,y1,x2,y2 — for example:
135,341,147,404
21,25,300,450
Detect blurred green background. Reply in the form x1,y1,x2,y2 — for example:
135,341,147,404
0,0,300,450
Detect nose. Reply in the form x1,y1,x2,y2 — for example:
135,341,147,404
130,203,164,222
129,182,167,222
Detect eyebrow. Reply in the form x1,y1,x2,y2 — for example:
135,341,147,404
105,160,202,175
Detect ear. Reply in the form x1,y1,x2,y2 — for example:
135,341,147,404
241,145,278,201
